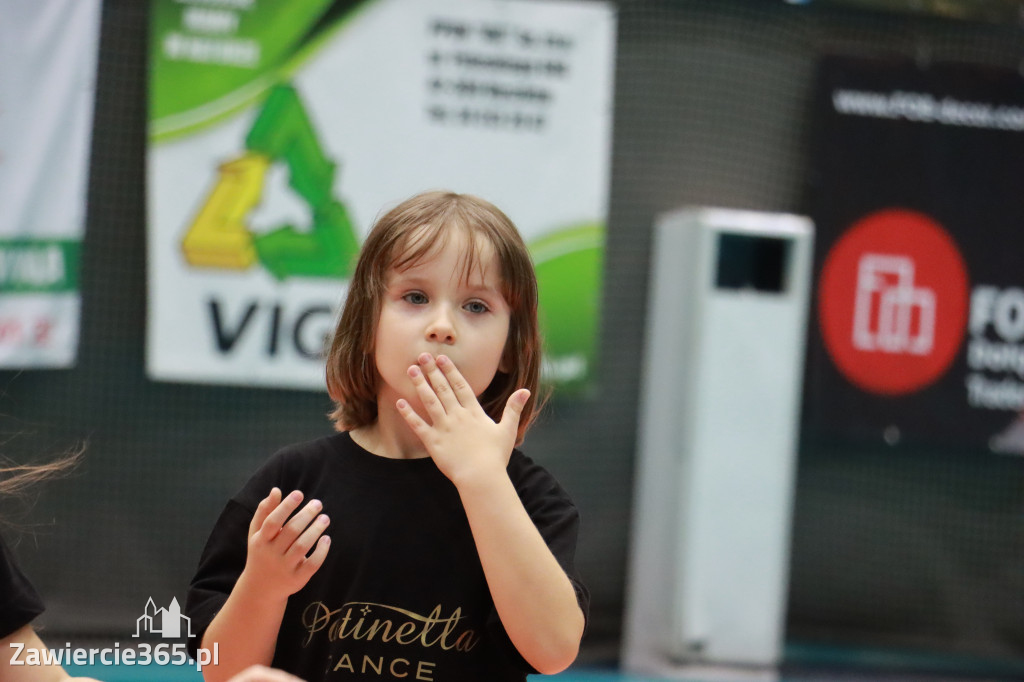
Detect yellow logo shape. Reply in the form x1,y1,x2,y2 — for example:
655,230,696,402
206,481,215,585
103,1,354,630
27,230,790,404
181,152,270,269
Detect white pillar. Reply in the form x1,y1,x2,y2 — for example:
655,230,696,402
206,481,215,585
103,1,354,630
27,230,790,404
623,207,814,678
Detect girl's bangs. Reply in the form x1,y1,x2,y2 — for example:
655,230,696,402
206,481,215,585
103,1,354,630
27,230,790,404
388,222,502,294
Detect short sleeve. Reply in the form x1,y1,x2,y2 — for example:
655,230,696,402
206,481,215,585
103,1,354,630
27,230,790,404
485,452,590,673
508,452,590,624
185,453,288,658
0,536,46,639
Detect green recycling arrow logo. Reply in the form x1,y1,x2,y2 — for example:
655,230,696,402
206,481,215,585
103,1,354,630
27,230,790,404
181,84,358,280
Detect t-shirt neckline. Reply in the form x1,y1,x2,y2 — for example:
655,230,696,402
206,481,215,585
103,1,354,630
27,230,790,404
339,431,442,476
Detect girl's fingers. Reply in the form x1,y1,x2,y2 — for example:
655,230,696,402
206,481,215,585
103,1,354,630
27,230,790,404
435,355,475,406
276,498,324,547
227,665,306,682
408,363,447,420
298,535,331,582
499,389,531,434
259,489,304,541
397,398,432,440
417,353,459,409
249,487,282,538
287,513,330,560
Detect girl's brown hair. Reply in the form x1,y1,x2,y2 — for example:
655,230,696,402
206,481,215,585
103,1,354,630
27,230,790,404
326,190,543,444
1,446,83,529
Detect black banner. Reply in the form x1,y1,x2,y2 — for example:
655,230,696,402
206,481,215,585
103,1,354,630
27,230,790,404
805,55,1024,454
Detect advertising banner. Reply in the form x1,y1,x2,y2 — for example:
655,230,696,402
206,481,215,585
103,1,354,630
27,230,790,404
147,0,616,393
0,0,101,367
806,55,1024,453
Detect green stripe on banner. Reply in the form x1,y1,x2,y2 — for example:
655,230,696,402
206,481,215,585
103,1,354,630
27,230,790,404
0,239,80,293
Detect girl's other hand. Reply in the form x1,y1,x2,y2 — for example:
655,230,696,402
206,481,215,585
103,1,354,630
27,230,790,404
225,665,306,682
242,488,331,599
398,353,529,487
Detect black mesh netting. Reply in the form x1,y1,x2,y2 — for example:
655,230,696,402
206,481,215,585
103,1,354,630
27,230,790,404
5,0,1022,671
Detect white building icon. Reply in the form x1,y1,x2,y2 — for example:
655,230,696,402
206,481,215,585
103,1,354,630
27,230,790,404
134,597,195,638
852,253,936,356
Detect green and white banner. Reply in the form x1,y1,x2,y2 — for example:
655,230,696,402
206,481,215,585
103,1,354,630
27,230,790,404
147,0,615,393
0,0,100,367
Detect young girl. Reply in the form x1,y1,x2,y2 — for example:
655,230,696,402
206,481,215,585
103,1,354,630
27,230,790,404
186,191,589,682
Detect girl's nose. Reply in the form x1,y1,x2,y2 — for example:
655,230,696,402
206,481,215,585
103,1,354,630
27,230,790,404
425,307,457,344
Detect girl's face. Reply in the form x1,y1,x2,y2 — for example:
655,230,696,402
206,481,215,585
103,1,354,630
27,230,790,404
374,228,511,416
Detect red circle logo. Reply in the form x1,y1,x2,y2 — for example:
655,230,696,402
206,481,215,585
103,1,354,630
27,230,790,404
818,208,969,395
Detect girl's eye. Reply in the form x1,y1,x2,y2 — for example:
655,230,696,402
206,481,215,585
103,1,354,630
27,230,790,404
403,292,428,305
464,300,489,314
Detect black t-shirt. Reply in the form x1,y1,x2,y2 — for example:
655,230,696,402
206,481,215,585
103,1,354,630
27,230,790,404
1,536,45,639
186,432,588,682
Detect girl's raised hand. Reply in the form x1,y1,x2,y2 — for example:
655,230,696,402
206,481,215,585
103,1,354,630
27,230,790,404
243,488,331,599
397,353,530,486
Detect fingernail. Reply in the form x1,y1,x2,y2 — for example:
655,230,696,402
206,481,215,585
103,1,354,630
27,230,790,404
408,366,421,377
418,353,432,364
318,514,330,526
310,499,322,510
396,398,408,409
289,490,302,502
437,355,449,366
